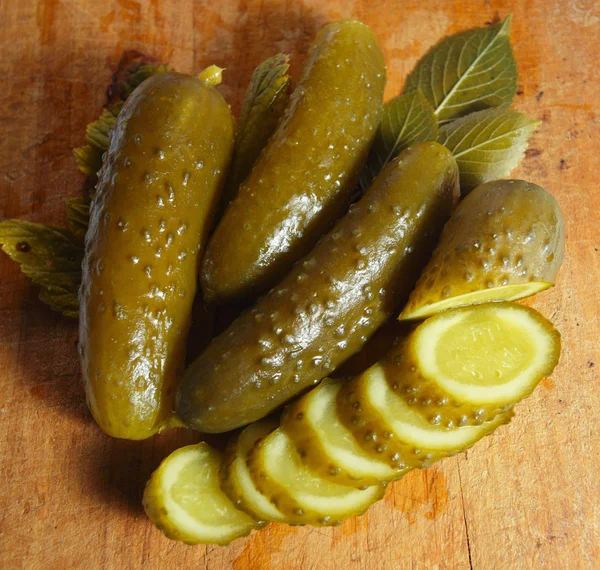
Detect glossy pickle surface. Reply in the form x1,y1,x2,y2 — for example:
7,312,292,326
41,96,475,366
201,20,387,303
79,72,235,439
178,142,459,433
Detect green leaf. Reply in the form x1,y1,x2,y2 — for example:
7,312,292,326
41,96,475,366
1,53,171,320
360,89,438,191
403,16,517,125
0,221,84,318
221,53,291,208
438,107,540,194
66,196,90,240
73,106,120,180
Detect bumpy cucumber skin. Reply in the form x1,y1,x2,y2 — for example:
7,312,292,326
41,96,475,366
388,303,560,426
178,142,459,433
79,72,235,440
400,180,565,320
281,380,406,487
220,420,280,523
201,20,386,303
336,367,514,469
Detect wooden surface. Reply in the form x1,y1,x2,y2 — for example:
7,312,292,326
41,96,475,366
0,0,599,568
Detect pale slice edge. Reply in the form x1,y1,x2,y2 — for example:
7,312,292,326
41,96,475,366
413,303,561,406
143,443,258,545
252,428,383,524
295,381,404,483
399,281,551,321
221,420,287,523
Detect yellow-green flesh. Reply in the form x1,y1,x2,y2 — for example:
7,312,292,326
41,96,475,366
402,282,550,321
284,381,403,484
143,444,257,545
415,304,558,405
365,366,510,451
251,429,383,524
222,421,286,522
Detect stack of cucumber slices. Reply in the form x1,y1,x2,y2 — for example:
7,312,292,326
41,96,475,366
143,297,561,544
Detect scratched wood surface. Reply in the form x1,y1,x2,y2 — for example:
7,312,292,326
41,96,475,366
0,0,598,568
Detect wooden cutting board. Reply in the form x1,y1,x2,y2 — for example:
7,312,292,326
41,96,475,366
1,0,598,568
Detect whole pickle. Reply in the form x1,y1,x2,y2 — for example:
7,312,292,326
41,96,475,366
177,142,459,433
201,20,386,304
79,72,235,440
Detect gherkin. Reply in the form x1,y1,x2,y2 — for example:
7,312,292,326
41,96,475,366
177,142,459,434
79,72,235,440
201,20,387,304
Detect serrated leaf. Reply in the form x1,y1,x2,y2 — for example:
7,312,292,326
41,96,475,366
0,221,84,318
73,106,120,180
66,197,90,240
2,52,170,320
403,16,517,125
221,53,291,208
360,89,438,191
438,107,540,194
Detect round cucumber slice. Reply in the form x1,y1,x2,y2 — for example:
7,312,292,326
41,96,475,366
400,180,564,321
387,303,560,426
338,365,513,468
282,380,407,486
248,428,384,525
221,420,286,523
143,443,259,545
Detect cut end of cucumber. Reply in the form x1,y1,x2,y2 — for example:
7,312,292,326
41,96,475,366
413,303,560,406
143,443,258,545
399,282,552,321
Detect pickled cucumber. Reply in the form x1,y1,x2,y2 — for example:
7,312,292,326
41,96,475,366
201,20,387,303
386,303,560,426
79,71,235,439
143,443,258,545
178,142,459,433
337,364,513,469
400,180,564,321
281,380,407,487
247,428,384,525
221,420,286,523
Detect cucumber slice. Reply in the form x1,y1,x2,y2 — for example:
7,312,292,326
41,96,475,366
282,380,407,486
338,365,513,469
400,180,564,321
221,420,287,523
143,443,259,545
387,303,560,426
248,428,384,525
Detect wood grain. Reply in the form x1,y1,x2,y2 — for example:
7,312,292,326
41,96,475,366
0,0,598,568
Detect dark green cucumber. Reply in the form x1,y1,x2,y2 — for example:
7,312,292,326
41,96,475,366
79,72,235,440
201,20,386,304
177,142,459,433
